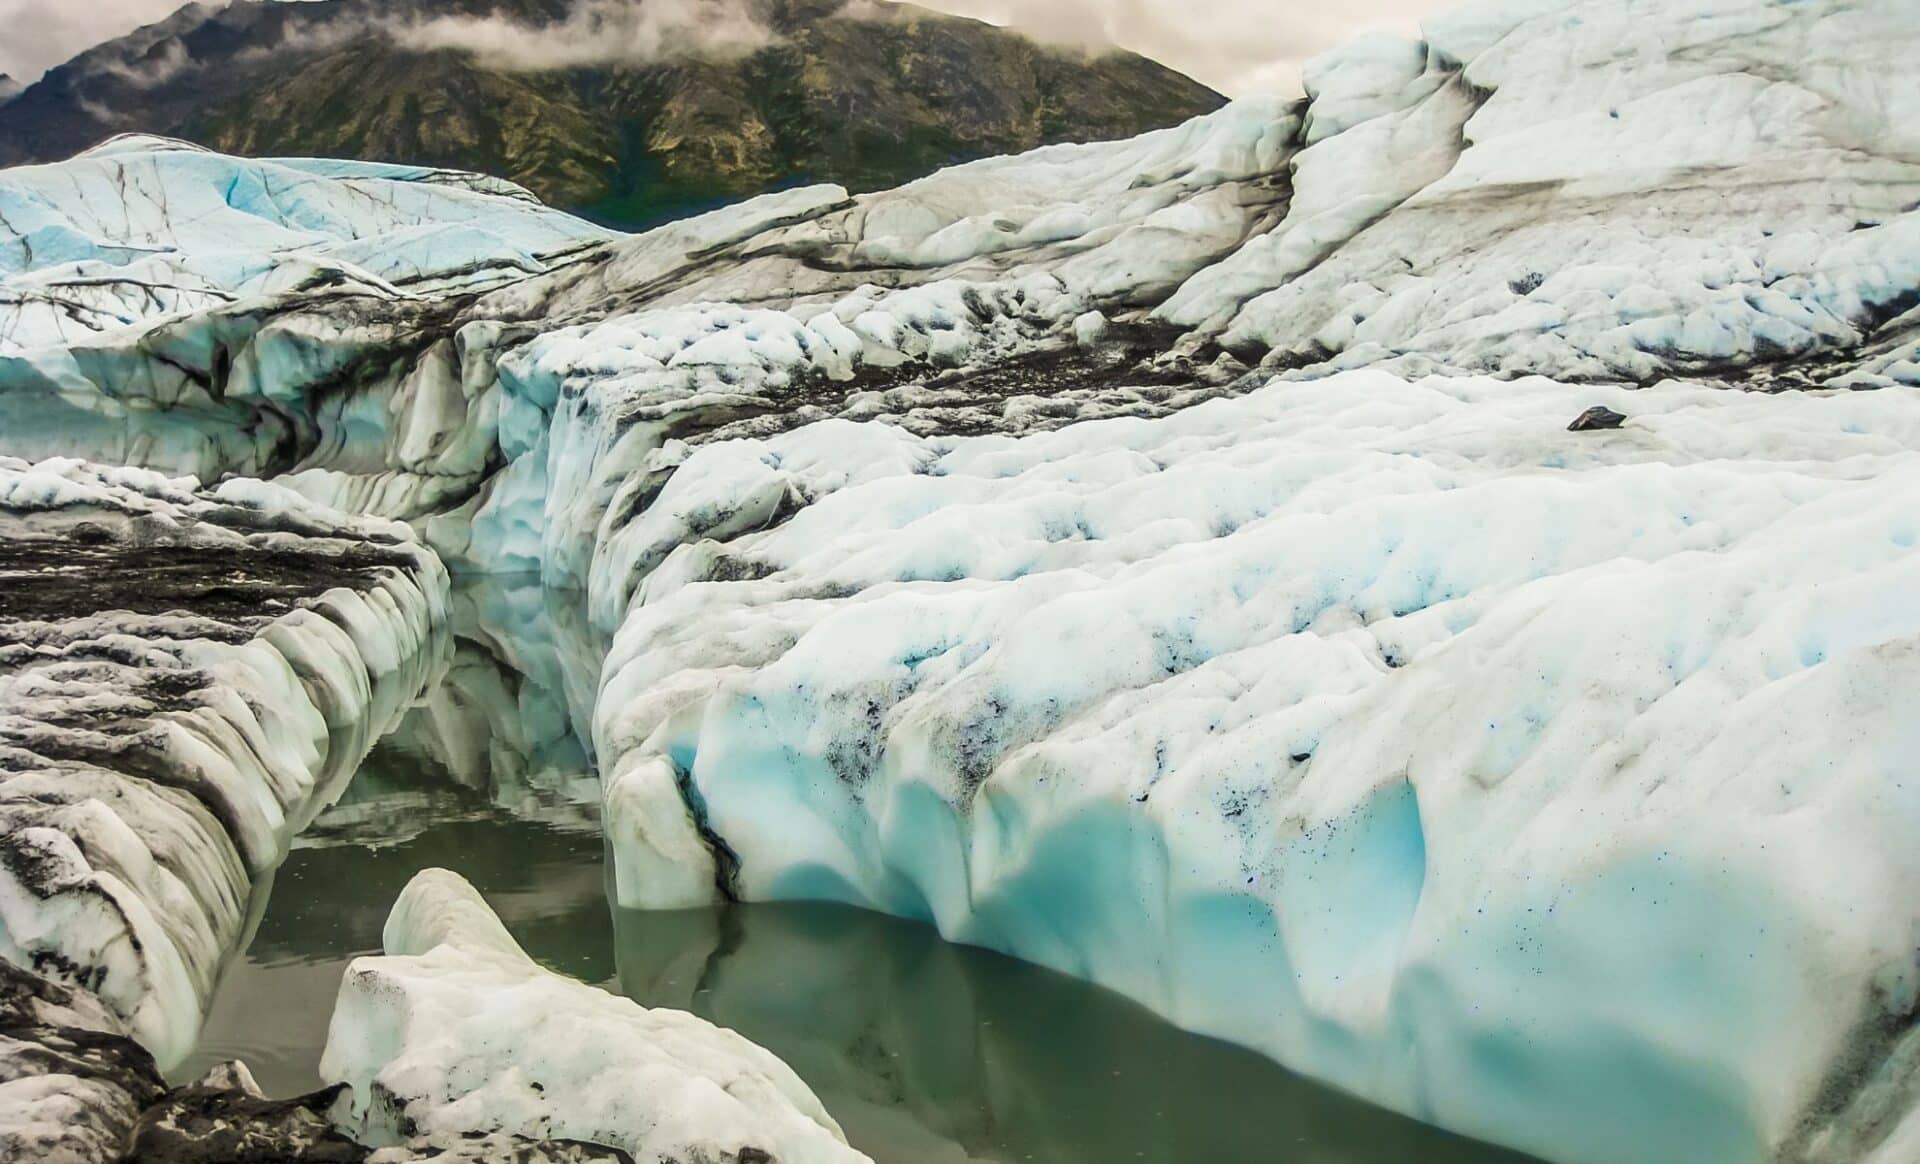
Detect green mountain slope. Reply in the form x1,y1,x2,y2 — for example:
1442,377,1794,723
0,0,1225,227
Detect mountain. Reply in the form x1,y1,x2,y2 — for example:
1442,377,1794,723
0,76,19,105
0,0,1224,227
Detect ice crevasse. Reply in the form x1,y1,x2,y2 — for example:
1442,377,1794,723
0,456,456,1161
3,0,1920,1162
0,458,453,1069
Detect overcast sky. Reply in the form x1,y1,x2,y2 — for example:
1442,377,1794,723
0,0,1448,94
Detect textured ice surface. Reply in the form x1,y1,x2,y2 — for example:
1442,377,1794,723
0,103,1294,569
0,457,450,1067
5,1,1920,1162
0,957,166,1163
456,96,1296,581
1161,0,1920,388
0,135,603,320
323,869,869,1164
0,137,614,532
5,0,1919,548
594,371,1920,1164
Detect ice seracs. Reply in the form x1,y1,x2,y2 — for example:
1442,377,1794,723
323,869,870,1164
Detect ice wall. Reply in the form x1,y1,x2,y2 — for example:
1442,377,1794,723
592,371,1920,1164
0,137,614,536
0,457,451,1068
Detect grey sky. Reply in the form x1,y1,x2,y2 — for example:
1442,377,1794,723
0,0,1450,94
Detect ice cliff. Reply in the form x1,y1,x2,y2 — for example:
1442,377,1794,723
598,370,1920,1164
0,137,613,530
3,0,1920,1162
0,457,450,1158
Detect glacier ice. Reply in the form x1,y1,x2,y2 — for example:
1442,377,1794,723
323,868,870,1164
0,136,614,539
3,0,1920,1161
0,956,167,1163
590,370,1920,1163
0,455,450,1160
1162,0,1920,386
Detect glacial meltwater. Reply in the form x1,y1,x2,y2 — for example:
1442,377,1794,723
177,755,1534,1163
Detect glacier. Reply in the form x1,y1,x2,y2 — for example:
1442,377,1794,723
2,0,1920,1161
0,456,450,1159
596,370,1920,1164
0,136,613,535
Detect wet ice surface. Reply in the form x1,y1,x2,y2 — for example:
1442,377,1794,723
182,735,1532,1164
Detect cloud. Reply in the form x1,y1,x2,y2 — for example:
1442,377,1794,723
878,0,1441,95
0,0,1453,95
95,36,194,87
0,0,197,82
5,2,360,95
388,0,781,72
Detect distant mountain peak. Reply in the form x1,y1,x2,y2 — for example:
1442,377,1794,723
0,0,1222,229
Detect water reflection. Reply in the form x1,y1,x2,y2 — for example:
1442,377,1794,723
617,904,1533,1164
309,573,607,847
183,574,1534,1164
189,790,1530,1163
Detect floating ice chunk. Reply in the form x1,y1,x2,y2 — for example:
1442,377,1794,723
323,869,869,1164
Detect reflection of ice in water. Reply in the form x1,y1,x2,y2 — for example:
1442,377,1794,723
302,574,608,848
184,575,1531,1164
614,902,1532,1164
195,823,1531,1164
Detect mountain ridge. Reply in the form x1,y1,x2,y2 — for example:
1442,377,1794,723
0,0,1225,228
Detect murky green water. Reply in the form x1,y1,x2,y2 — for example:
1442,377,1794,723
182,734,1534,1164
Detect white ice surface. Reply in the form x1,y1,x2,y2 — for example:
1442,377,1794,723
3,2,1920,1161
594,371,1920,1164
322,869,869,1164
0,457,450,1068
1162,0,1920,386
